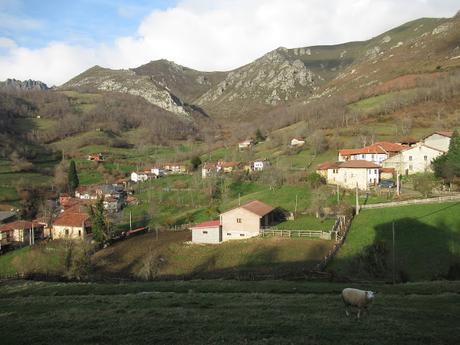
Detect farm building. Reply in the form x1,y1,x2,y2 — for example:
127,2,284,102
338,142,404,164
0,220,45,248
130,171,153,183
320,160,380,190
422,131,452,152
220,200,275,241
381,143,445,175
252,160,270,171
290,138,306,147
191,220,222,244
238,139,254,150
52,209,91,240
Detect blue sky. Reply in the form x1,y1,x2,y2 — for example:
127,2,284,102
0,0,458,85
0,0,177,48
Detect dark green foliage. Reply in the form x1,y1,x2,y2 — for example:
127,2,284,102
67,160,79,195
306,172,326,189
18,188,41,220
190,156,202,170
433,130,460,184
255,128,266,143
88,197,109,244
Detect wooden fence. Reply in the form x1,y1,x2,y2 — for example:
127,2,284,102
360,194,460,210
260,228,332,240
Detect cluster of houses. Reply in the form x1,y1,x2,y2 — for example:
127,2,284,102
0,183,128,251
201,160,270,178
317,131,453,190
190,200,276,244
130,163,189,183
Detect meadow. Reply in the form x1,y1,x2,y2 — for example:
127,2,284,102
0,279,459,345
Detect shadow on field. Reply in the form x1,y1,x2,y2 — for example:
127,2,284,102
330,215,460,282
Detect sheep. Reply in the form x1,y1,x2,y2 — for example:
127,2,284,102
341,288,376,319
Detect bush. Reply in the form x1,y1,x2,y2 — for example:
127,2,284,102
306,172,326,189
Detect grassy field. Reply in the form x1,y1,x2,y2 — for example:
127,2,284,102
92,231,334,279
0,279,459,345
330,202,460,281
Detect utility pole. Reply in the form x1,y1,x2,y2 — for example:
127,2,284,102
392,221,396,285
396,173,400,197
129,211,132,231
294,194,298,217
336,184,340,204
355,183,360,215
238,193,241,206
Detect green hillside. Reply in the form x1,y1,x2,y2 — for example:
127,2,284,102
330,202,460,281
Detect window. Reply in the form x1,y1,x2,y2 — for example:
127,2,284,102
371,154,374,159
240,234,245,237
78,230,81,237
361,154,365,159
65,229,69,236
409,165,413,171
227,233,231,236
424,155,428,161
236,218,242,223
203,231,208,234
374,169,378,174
409,156,413,161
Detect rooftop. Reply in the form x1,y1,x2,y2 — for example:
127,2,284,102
339,160,381,169
53,211,90,227
240,200,275,217
191,220,220,229
0,220,43,232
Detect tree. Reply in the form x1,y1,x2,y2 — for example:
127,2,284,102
54,160,68,192
190,156,202,171
310,130,329,156
306,172,326,189
68,160,79,195
310,186,329,218
255,128,266,143
432,130,460,185
88,197,110,244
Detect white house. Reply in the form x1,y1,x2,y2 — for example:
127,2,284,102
220,200,275,241
202,162,217,179
252,160,270,171
422,131,452,152
381,143,445,175
151,167,165,177
52,211,91,240
238,139,254,150
338,142,404,164
130,171,151,183
290,138,306,147
324,160,380,190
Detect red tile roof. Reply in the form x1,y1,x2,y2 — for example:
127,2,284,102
191,220,220,229
53,211,90,227
240,200,275,217
339,160,381,169
339,142,404,156
381,167,395,173
316,161,340,170
0,220,43,232
218,161,240,168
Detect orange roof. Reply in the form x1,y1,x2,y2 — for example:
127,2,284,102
218,161,240,168
53,211,90,227
191,220,220,228
339,160,381,169
316,161,340,170
339,142,404,156
240,200,274,217
0,220,43,232
381,167,395,173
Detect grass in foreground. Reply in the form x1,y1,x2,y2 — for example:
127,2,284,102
0,280,459,345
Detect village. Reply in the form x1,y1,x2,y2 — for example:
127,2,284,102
0,130,454,252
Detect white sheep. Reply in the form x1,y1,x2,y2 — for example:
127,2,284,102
341,288,376,319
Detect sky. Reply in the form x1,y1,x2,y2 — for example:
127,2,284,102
0,0,458,86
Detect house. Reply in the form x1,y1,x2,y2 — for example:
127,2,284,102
220,200,275,241
422,131,452,152
191,220,222,244
380,167,395,180
381,143,446,175
238,139,254,150
338,142,404,164
52,209,91,240
324,160,380,190
151,167,165,177
0,220,45,248
202,162,217,178
316,161,341,179
130,171,152,183
103,196,123,213
87,153,104,162
217,161,240,173
397,137,418,147
252,160,270,171
162,163,188,174
290,137,306,147
75,186,97,200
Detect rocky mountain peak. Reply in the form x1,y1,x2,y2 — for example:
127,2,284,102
1,78,49,91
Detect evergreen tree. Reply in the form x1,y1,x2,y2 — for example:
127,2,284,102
88,197,109,244
190,156,202,171
255,128,266,143
433,130,460,183
68,160,79,195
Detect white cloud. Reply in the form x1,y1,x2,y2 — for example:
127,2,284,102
0,0,458,85
0,37,17,49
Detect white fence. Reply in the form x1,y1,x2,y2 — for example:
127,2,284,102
360,194,460,210
260,228,332,240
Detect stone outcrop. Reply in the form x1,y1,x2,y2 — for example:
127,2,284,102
1,78,49,91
